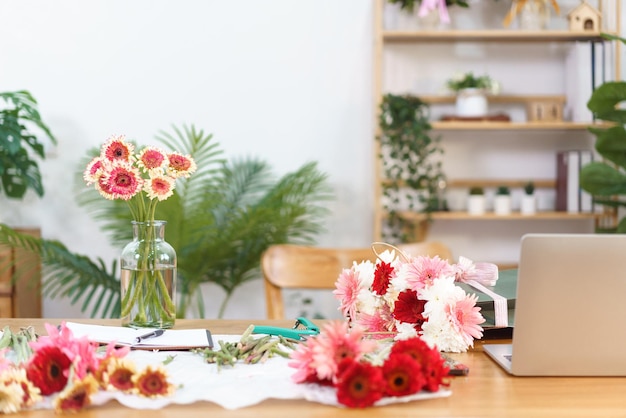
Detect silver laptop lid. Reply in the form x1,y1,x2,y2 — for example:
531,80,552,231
511,233,626,376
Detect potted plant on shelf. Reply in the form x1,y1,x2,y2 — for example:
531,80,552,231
446,72,500,118
0,90,57,202
377,93,446,242
494,185,511,215
520,181,536,215
467,186,485,215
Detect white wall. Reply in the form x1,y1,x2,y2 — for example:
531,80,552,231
0,0,624,319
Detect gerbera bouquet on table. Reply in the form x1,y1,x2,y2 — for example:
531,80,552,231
0,322,174,414
288,321,450,408
83,135,196,328
333,245,494,353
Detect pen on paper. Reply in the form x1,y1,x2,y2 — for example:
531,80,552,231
135,329,165,344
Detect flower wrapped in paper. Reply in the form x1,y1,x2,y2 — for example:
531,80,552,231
333,244,501,353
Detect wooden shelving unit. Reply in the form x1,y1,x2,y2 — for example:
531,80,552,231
372,0,619,245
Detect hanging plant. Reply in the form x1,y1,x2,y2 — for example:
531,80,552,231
377,94,445,242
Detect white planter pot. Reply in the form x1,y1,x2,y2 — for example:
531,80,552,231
520,194,536,215
467,195,486,215
456,88,488,117
494,195,512,215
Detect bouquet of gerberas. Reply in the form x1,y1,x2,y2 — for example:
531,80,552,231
288,321,450,408
83,135,196,328
0,323,175,414
333,247,490,353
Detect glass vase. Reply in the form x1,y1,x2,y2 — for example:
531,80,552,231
120,220,176,329
517,0,549,30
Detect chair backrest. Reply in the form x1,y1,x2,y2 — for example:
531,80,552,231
261,241,453,319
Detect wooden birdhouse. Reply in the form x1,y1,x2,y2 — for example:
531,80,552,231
567,1,601,32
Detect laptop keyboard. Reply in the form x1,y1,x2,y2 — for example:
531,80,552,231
504,354,513,362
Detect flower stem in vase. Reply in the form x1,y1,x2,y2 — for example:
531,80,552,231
121,220,177,329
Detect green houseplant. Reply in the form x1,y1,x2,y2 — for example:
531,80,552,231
521,181,536,215
377,94,445,242
0,90,57,200
494,185,511,215
579,34,626,232
0,124,332,318
467,186,485,215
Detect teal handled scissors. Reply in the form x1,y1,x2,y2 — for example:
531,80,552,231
252,317,320,341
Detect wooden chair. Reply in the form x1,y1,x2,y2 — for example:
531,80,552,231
261,241,453,319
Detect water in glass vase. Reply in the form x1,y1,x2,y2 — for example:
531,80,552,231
120,220,177,329
120,267,176,329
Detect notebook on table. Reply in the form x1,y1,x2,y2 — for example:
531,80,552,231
483,233,626,376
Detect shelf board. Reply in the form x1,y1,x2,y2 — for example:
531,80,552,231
398,210,598,221
381,179,556,189
383,30,612,43
420,94,566,105
431,121,596,131
446,179,555,189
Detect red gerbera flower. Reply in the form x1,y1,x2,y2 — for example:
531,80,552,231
421,349,450,392
133,366,174,398
372,262,394,295
390,337,432,366
54,375,98,413
25,346,71,395
392,290,427,331
104,358,136,392
381,352,424,397
335,358,384,408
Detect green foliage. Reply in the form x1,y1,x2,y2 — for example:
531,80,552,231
469,186,484,195
523,181,534,195
378,94,445,242
579,36,626,233
1,124,332,318
0,91,57,199
496,186,510,195
446,72,497,93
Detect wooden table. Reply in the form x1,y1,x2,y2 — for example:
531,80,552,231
4,318,626,417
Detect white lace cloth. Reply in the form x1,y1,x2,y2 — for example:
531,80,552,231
35,335,451,410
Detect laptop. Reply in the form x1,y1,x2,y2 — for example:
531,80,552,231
483,233,626,376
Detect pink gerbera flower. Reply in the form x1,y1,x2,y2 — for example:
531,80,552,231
289,322,376,384
403,256,454,292
167,152,197,178
355,304,396,339
83,157,104,185
100,135,134,163
137,147,168,172
101,162,143,201
333,268,361,320
144,175,175,201
446,294,485,345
